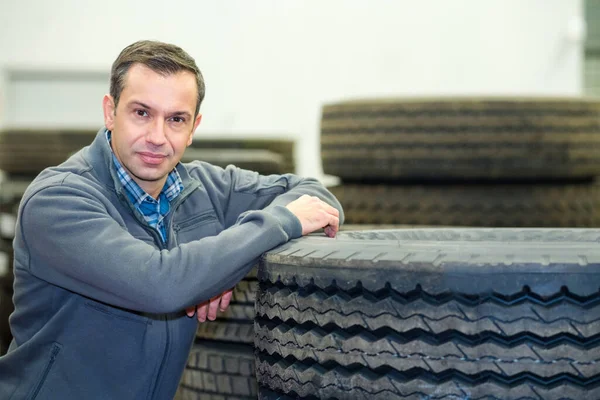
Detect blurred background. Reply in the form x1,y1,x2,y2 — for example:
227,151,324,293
2,0,600,397
0,0,591,178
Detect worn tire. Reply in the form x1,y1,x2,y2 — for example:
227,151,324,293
195,269,258,345
176,342,257,399
255,229,600,399
0,287,13,356
0,210,16,240
0,176,30,205
182,149,286,175
330,182,600,227
321,98,600,181
189,138,295,174
257,387,295,400
0,240,13,291
0,130,96,174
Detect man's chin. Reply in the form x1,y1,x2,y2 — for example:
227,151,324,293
130,168,168,184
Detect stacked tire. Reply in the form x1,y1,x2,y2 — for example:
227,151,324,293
187,138,296,176
321,98,600,227
255,229,600,399
176,271,259,400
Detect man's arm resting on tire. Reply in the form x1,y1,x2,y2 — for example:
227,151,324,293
18,183,302,315
191,164,345,228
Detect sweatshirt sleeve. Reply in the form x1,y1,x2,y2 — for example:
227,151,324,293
17,181,302,314
189,163,345,229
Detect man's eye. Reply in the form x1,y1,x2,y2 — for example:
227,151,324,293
171,116,185,123
135,109,148,117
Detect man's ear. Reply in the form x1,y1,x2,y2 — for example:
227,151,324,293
102,95,116,131
188,113,202,146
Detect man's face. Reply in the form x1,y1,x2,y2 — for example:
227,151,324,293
102,63,201,197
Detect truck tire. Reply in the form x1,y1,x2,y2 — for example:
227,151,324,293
0,129,96,174
181,149,286,175
255,229,600,399
330,182,600,227
189,138,295,174
0,287,13,356
176,342,257,399
321,98,600,181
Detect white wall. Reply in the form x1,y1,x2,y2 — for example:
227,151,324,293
0,0,584,178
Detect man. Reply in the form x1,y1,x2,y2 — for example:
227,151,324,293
0,40,343,399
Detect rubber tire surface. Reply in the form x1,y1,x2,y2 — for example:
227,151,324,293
257,387,296,400
176,342,257,400
330,182,600,227
189,138,295,174
181,149,286,175
0,287,13,356
0,129,96,174
255,229,600,399
321,97,600,181
195,268,257,345
0,241,13,291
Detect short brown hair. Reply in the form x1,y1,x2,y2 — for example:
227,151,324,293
110,40,205,117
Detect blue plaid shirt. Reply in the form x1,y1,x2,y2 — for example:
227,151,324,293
106,130,183,243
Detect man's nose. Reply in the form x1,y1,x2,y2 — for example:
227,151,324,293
146,120,167,145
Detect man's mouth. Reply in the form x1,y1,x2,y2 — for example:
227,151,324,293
138,152,167,165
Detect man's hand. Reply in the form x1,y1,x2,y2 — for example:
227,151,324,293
285,195,340,237
186,288,233,322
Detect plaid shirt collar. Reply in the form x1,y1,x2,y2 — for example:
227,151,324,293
106,129,183,208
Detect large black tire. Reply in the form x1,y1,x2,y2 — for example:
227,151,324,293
330,182,600,227
0,210,16,241
0,240,12,289
255,229,600,399
321,98,600,181
0,130,96,174
182,149,286,175
0,176,30,205
189,138,295,174
176,343,257,400
257,387,295,400
0,286,13,356
182,269,259,397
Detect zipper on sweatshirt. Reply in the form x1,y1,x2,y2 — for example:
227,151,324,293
30,343,61,399
115,179,200,398
146,183,199,399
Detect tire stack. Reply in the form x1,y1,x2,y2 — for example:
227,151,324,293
321,98,600,227
255,228,600,399
176,139,295,400
176,270,260,400
186,138,296,176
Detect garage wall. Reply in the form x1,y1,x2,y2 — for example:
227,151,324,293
0,0,584,178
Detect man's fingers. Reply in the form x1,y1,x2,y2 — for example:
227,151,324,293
185,307,195,317
207,296,221,321
324,225,334,238
324,222,338,238
326,215,339,236
220,289,234,312
322,202,339,218
197,303,208,322
286,195,342,237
